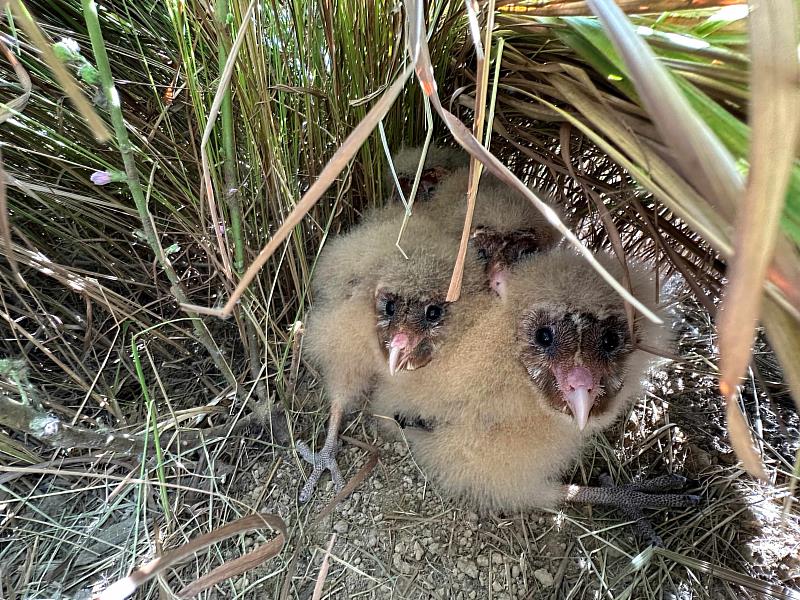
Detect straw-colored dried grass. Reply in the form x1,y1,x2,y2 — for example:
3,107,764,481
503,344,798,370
0,1,798,598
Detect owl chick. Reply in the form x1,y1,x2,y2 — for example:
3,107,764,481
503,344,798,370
386,145,469,204
372,250,697,542
298,214,486,502
299,147,564,501
376,148,561,262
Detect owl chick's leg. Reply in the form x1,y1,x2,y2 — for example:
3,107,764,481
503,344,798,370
562,474,700,547
297,401,345,502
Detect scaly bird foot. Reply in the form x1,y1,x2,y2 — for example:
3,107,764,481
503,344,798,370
296,438,345,502
567,474,700,546
598,473,701,547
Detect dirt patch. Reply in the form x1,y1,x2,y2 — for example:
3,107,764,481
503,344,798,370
3,300,798,599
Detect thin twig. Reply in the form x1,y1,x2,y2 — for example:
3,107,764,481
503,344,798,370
80,0,239,396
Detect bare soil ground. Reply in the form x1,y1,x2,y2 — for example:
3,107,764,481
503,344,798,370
219,298,800,599
3,299,799,600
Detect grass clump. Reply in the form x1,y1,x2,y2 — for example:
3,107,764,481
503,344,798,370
0,1,798,598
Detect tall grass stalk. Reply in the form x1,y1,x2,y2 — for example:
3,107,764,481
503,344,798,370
80,0,239,395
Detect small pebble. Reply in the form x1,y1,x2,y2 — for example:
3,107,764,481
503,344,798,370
457,558,479,579
476,555,489,567
366,529,378,548
414,541,424,561
332,520,349,534
534,568,554,588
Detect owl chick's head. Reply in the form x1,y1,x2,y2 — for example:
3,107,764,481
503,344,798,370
507,250,665,431
372,245,484,376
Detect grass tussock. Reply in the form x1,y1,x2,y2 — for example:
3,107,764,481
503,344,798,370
0,0,798,598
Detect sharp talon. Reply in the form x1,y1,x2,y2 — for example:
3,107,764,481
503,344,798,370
646,531,664,548
683,494,702,507
299,478,317,503
585,473,701,545
683,477,701,489
330,463,345,492
570,474,701,547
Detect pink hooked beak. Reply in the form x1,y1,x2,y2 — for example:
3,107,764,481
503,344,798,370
489,264,510,299
388,332,410,376
559,365,599,431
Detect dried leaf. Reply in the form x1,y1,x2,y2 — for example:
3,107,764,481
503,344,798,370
497,1,747,16
178,529,285,598
586,0,800,479
725,400,767,481
546,73,733,254
99,513,287,600
0,36,32,122
718,0,800,434
655,547,798,600
312,534,337,600
447,0,496,301
763,298,800,416
568,11,800,311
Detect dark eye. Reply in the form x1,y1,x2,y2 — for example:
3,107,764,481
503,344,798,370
600,330,620,353
385,300,396,317
534,326,554,348
425,304,443,323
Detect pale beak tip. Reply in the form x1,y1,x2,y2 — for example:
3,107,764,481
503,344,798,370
388,345,403,377
565,386,593,432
